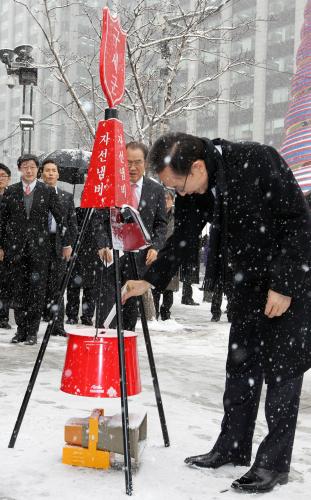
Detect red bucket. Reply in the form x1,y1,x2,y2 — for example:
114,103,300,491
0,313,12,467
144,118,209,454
60,328,141,397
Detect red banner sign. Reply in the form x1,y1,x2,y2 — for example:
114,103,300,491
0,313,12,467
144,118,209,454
80,118,131,208
100,7,126,108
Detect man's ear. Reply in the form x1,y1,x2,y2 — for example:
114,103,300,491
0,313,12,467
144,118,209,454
193,159,205,172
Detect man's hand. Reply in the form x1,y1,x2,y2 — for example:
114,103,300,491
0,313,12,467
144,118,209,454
0,249,4,261
264,289,291,318
145,248,158,266
62,246,72,261
98,247,113,264
122,280,151,303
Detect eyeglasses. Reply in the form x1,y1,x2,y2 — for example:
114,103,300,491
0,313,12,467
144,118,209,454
128,159,144,167
20,165,37,171
161,172,190,194
0,174,9,179
175,172,189,194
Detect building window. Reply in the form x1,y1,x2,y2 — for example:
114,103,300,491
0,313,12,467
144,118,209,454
271,87,289,104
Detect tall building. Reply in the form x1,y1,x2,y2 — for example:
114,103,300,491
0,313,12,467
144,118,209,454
0,0,307,183
187,0,307,148
0,0,103,181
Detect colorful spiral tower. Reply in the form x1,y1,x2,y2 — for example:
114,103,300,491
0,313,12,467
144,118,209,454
280,0,311,193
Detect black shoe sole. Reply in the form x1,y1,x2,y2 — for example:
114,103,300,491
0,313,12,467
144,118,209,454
186,459,250,469
231,476,288,493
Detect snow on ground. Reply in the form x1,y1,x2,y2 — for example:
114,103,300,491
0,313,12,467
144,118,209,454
0,285,310,500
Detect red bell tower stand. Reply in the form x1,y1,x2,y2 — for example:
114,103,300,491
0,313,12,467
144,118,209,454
8,7,169,497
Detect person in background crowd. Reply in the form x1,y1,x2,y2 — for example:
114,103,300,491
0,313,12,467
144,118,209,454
0,163,11,329
66,206,100,326
180,237,200,306
94,141,167,331
153,188,179,321
40,159,78,336
0,154,66,345
122,132,311,493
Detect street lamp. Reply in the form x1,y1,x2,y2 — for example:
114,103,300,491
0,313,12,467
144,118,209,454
0,44,38,155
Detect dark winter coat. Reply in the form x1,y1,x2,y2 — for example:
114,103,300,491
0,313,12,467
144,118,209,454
144,139,311,383
56,188,78,257
71,207,102,287
0,181,66,307
93,176,167,277
0,181,67,262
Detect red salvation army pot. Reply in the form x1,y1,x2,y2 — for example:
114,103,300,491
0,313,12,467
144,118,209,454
60,328,141,397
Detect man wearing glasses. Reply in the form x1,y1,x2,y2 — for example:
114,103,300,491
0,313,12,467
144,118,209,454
95,141,167,331
0,154,66,345
123,132,311,493
0,163,11,329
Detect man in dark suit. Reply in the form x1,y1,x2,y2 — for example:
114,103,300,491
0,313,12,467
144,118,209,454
95,141,167,331
40,159,78,336
0,154,68,345
123,132,311,492
0,163,11,329
65,206,100,326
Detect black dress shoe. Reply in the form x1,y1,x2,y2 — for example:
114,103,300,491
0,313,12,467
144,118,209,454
231,466,289,493
66,318,78,325
24,335,37,345
185,450,250,469
11,332,27,343
211,315,221,322
81,317,93,326
181,299,200,306
52,329,67,337
0,320,12,329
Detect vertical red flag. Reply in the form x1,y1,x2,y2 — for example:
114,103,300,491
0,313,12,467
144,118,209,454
100,7,127,108
80,118,131,208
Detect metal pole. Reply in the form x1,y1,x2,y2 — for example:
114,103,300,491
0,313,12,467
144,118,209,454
21,84,26,155
28,84,33,153
8,208,94,448
128,252,170,447
113,249,133,496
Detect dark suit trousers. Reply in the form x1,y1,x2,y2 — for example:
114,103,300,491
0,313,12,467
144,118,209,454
66,280,96,321
0,262,9,322
213,318,303,472
153,289,173,318
14,250,49,336
44,235,67,329
0,299,9,322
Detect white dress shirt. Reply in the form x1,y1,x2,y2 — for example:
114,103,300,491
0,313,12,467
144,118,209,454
22,179,37,193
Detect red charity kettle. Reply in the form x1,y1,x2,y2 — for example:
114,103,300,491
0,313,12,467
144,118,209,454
60,328,141,398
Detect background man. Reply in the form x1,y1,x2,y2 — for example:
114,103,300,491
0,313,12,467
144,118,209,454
95,141,167,331
0,163,11,329
65,205,100,326
40,159,78,336
0,154,66,345
123,132,311,493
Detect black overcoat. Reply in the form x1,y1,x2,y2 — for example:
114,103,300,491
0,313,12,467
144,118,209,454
144,140,311,382
0,181,66,307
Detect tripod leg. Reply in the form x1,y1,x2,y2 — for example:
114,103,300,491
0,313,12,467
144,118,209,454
8,208,94,448
128,253,170,447
113,250,133,496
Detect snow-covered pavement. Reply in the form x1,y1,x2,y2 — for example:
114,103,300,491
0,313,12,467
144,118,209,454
0,286,310,499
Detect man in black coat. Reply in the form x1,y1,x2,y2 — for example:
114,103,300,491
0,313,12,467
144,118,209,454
95,141,167,331
0,163,11,329
40,159,78,336
0,154,67,345
123,132,311,493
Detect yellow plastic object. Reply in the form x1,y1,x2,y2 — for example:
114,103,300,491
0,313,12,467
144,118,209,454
62,409,110,469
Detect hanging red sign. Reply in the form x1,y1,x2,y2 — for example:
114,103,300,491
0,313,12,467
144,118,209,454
100,7,127,108
80,118,131,208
